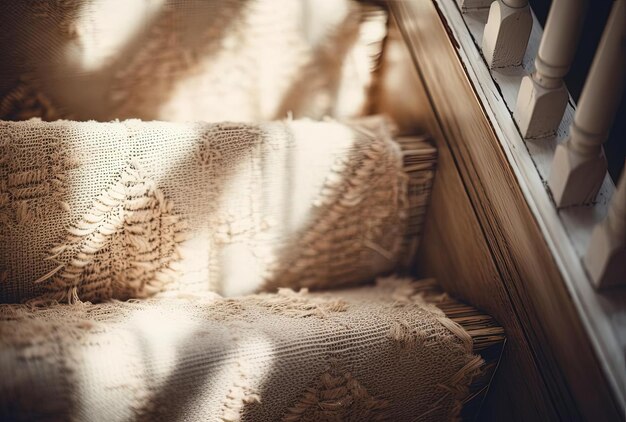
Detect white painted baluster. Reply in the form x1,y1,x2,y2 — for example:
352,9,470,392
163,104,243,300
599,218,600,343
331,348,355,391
457,0,494,11
584,164,626,289
482,0,532,68
514,0,587,138
549,0,626,207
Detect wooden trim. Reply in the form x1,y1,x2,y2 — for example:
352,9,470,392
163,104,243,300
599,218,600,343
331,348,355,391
450,2,624,407
389,0,623,420
376,16,557,420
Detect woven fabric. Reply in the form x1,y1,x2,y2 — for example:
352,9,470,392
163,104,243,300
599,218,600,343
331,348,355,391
0,0,386,122
0,118,436,304
0,276,483,421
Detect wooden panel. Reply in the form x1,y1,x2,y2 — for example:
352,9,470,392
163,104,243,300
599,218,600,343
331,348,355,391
375,18,557,421
387,1,622,420
446,4,625,404
417,132,555,421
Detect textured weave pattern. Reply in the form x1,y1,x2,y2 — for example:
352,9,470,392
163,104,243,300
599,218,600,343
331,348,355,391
0,118,436,304
0,277,483,421
0,0,386,122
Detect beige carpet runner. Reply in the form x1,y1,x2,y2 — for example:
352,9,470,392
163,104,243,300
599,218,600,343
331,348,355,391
0,2,505,420
0,0,386,123
0,277,484,421
0,118,435,304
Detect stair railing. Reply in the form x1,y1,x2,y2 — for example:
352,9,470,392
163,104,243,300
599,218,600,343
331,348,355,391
513,0,587,139
482,0,532,67
548,0,624,208
481,0,626,288
584,165,626,288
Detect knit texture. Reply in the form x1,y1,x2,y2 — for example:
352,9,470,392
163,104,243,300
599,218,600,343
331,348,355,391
0,118,436,304
0,276,483,421
0,0,386,122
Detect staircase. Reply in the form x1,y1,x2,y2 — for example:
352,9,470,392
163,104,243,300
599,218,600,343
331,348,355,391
0,1,508,420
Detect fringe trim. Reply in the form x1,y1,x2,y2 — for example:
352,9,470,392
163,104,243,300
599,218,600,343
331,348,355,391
245,288,349,319
0,80,65,121
377,275,504,421
221,357,261,422
395,136,437,270
29,161,187,305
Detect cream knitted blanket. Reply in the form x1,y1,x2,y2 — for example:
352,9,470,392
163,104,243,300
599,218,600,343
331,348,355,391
0,0,386,122
0,118,435,304
0,277,482,421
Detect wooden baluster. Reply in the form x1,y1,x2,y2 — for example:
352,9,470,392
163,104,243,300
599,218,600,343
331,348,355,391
514,0,587,138
549,0,626,207
584,164,626,289
482,0,532,68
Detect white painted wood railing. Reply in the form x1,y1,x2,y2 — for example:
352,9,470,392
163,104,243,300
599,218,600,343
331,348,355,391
548,0,625,209
482,0,532,67
480,0,626,288
514,0,587,138
443,0,624,409
585,164,626,289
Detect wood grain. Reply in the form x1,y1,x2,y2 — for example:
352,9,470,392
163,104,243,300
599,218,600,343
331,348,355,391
375,17,557,421
382,1,622,420
457,5,625,395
